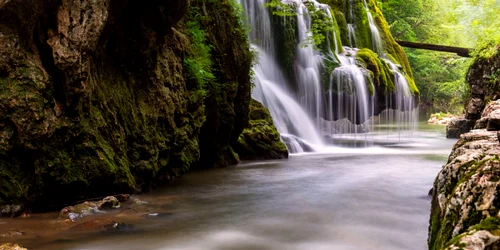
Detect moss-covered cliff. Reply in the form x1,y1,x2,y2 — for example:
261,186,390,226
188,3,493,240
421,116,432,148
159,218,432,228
0,0,255,208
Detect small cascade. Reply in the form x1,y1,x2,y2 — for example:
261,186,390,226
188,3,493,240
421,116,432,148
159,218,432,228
252,47,325,153
363,0,383,53
293,1,324,130
241,0,326,153
323,48,374,139
346,0,357,47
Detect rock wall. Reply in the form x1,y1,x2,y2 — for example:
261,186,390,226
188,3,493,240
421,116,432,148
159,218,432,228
429,100,500,250
0,0,258,209
447,46,500,138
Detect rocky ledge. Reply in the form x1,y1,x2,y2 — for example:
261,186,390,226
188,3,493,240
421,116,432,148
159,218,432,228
429,100,500,249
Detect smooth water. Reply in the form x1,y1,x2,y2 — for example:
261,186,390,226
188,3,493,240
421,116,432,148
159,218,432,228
1,124,456,250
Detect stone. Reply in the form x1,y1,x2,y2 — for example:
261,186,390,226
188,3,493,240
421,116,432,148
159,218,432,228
445,230,500,250
114,194,130,202
0,244,28,250
446,118,475,138
97,196,120,210
0,205,23,218
59,197,121,221
132,198,148,205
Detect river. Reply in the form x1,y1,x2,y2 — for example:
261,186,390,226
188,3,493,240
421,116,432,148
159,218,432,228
0,122,456,250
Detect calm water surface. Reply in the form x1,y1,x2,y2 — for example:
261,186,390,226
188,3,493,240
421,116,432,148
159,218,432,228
3,123,456,250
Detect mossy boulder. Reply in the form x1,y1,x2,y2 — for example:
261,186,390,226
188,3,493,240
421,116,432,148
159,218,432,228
234,100,288,160
429,100,500,250
0,0,253,209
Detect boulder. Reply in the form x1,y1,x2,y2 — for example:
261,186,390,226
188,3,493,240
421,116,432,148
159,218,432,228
446,118,475,139
233,100,288,160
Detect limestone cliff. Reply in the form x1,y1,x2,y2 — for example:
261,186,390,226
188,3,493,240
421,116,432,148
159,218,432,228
429,100,500,250
0,0,256,208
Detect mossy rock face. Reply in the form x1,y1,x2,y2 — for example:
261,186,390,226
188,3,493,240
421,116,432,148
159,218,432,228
465,46,500,120
0,0,253,208
234,100,288,161
429,101,500,250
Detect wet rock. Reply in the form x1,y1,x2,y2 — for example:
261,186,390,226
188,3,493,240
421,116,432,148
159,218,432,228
0,243,28,250
114,194,130,202
132,198,148,205
98,196,120,210
0,205,23,218
59,196,121,221
69,219,130,232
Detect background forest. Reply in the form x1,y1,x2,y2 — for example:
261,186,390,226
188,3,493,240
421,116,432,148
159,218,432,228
379,0,500,114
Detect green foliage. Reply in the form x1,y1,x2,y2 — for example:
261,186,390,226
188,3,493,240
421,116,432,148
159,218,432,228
356,48,396,93
184,10,215,99
378,0,493,112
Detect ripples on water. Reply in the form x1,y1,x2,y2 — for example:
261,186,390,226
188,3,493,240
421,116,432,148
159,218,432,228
2,123,456,250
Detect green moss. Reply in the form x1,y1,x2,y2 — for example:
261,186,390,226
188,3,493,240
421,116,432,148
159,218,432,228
234,100,288,160
352,1,373,50
356,48,395,93
366,0,414,81
272,13,299,85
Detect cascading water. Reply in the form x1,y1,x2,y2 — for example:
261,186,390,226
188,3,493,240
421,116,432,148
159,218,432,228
323,48,375,140
363,0,383,54
240,0,418,152
240,0,325,153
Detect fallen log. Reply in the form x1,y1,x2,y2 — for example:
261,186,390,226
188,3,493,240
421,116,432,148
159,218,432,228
396,40,471,57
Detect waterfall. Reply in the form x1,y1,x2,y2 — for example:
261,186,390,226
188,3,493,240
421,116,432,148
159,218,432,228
241,0,326,153
363,0,383,53
239,0,418,152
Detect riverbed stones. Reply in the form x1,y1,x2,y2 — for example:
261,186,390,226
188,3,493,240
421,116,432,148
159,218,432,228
0,244,27,250
59,196,121,221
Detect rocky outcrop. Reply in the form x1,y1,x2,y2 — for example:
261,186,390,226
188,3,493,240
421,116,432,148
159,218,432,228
233,100,288,160
429,100,500,250
447,46,500,138
0,0,255,208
